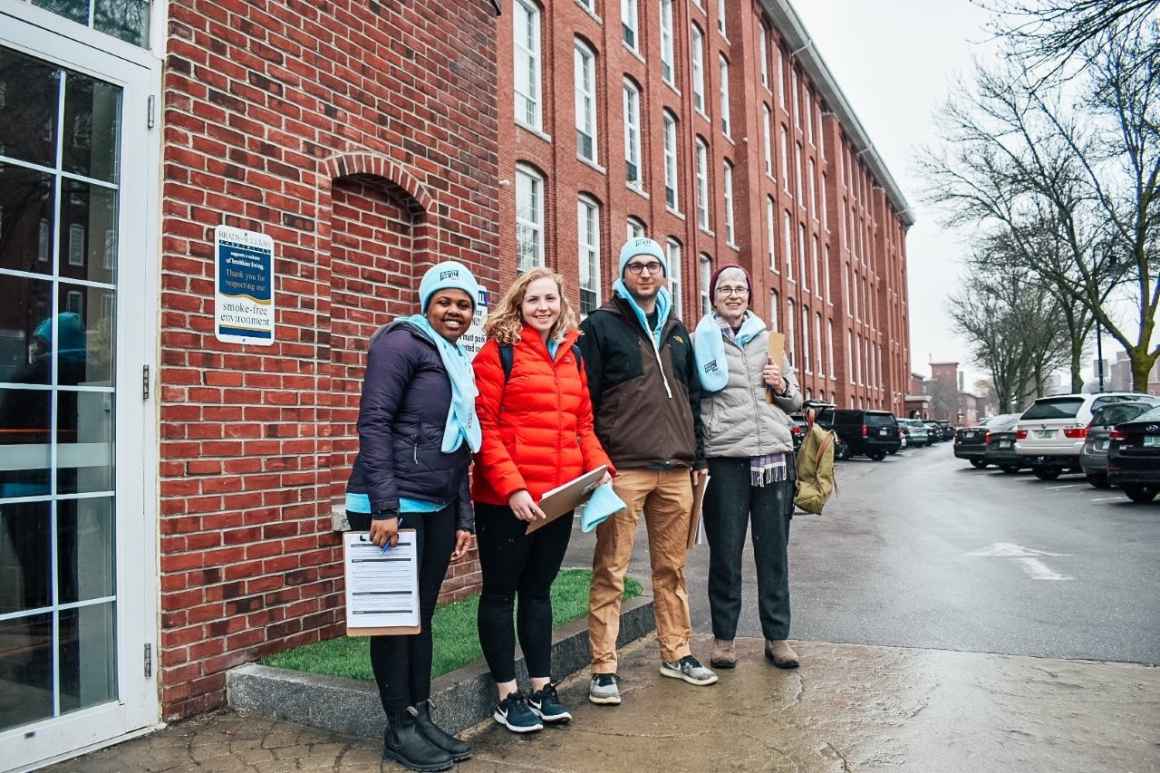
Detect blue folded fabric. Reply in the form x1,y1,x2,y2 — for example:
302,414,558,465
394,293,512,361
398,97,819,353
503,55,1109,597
579,482,626,533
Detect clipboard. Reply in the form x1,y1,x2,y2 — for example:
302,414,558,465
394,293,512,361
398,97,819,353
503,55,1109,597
765,331,786,404
344,529,421,636
686,473,711,548
527,465,608,534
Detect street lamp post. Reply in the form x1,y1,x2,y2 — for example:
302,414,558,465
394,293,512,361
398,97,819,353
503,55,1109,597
1096,319,1105,392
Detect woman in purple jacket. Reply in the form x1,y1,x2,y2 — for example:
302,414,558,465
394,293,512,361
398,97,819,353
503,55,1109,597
345,262,481,772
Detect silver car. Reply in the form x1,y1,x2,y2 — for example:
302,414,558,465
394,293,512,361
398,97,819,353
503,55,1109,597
1080,399,1158,488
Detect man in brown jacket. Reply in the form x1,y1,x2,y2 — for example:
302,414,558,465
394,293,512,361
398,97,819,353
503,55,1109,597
577,237,716,706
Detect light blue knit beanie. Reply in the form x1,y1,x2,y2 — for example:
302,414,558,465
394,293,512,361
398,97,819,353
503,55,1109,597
617,237,668,278
418,261,480,312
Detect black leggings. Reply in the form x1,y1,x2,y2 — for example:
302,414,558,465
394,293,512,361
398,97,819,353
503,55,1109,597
475,503,573,683
349,506,456,715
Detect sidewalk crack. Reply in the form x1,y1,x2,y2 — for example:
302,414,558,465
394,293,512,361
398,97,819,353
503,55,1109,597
825,741,853,772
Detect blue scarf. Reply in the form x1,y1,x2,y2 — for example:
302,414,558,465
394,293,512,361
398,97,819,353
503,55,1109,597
613,280,672,347
401,315,482,454
693,311,767,393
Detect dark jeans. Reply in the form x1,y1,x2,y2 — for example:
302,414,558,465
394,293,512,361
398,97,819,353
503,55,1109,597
702,457,794,641
348,506,457,715
475,503,573,683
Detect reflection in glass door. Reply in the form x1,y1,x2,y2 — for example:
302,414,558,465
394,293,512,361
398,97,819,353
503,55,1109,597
0,44,121,733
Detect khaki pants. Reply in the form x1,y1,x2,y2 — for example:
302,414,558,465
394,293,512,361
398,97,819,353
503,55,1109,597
588,468,694,673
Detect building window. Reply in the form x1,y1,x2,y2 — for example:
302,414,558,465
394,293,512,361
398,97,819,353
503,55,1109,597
718,55,731,136
811,236,820,297
624,79,643,187
762,104,773,176
791,68,799,126
667,238,683,319
578,196,601,315
843,263,851,317
722,160,735,245
815,311,824,376
622,0,641,51
855,335,862,385
513,0,542,131
802,304,812,373
821,173,828,228
699,253,713,315
808,158,817,217
574,41,598,162
827,319,835,376
780,125,789,192
516,164,545,273
577,0,595,10
663,110,679,210
695,137,710,230
690,23,705,113
786,298,796,366
660,0,676,84
627,217,647,240
824,244,832,303
759,24,769,87
798,222,807,292
766,197,776,270
783,210,793,281
770,290,780,331
846,329,853,383
776,46,785,108
716,0,726,36
795,141,803,202
805,86,813,140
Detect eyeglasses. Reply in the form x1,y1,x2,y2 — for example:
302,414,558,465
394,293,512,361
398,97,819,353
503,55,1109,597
625,261,663,275
715,285,749,296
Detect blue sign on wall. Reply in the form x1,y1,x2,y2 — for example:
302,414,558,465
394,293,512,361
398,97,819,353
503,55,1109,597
214,225,275,345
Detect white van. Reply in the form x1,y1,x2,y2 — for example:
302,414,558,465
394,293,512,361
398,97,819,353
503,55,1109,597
1015,392,1152,480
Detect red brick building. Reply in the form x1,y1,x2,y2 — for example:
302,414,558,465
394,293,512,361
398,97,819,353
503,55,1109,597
496,0,913,415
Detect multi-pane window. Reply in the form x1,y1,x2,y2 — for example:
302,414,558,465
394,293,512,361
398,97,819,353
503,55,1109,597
780,126,789,191
718,55,731,136
795,142,803,202
660,0,676,84
699,254,713,315
827,319,835,376
776,46,785,108
722,160,735,245
516,165,544,272
805,87,813,139
627,217,647,240
766,197,776,270
811,236,820,297
695,138,710,230
824,245,832,302
815,312,824,376
770,290,780,331
759,25,769,87
717,0,726,36
623,80,643,187
574,41,598,162
622,0,640,52
791,68,799,126
783,210,793,280
667,238,683,318
843,263,851,317
690,24,705,113
578,196,601,315
786,298,796,365
798,222,807,291
846,330,853,382
663,111,679,210
762,105,773,176
821,173,828,228
808,158,817,217
513,0,542,130
802,304,812,372
855,335,862,385
577,0,595,10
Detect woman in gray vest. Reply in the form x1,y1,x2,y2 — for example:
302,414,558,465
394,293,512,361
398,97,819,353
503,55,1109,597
692,265,803,669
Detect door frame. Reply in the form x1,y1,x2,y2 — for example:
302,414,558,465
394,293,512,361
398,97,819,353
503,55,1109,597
0,5,163,771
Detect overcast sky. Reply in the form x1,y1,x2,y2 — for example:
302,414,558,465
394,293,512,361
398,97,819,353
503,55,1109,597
791,0,1000,387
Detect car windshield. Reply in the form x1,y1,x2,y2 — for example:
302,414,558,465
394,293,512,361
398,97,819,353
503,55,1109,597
865,413,896,427
1091,403,1154,427
987,414,1019,431
1021,398,1084,420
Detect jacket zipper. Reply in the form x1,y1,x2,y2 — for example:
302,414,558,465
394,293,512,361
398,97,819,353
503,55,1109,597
413,443,419,464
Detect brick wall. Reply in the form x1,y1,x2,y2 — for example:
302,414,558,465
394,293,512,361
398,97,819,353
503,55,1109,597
157,0,499,721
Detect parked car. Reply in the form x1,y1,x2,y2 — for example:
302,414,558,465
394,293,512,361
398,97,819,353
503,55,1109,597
833,409,901,461
1015,392,1152,480
898,418,930,448
1080,399,1158,488
954,420,992,467
1107,405,1160,503
791,401,839,454
936,421,955,441
788,413,809,451
924,421,944,443
982,413,1025,472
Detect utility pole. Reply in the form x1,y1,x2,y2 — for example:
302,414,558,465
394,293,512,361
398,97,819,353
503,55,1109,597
1096,320,1105,392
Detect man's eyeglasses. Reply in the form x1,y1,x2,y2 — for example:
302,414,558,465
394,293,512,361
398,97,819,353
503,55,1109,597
625,261,663,275
715,285,749,296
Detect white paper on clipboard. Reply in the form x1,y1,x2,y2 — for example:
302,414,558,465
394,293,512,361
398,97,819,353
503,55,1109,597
344,530,420,635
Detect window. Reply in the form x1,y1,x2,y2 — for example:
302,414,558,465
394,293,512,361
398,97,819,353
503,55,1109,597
815,312,824,376
622,0,640,51
795,142,803,202
827,319,835,376
513,0,542,130
722,160,735,245
762,104,773,176
718,55,731,136
578,196,601,315
821,173,828,228
660,0,676,84
759,25,769,87
516,165,545,272
624,80,643,187
804,87,813,139
855,335,862,384
690,24,705,113
770,290,780,331
791,68,799,126
780,126,789,191
577,0,595,10
776,46,785,108
798,222,807,291
663,110,679,210
786,299,796,365
802,305,811,372
811,236,819,296
667,238,683,318
843,263,851,317
695,138,710,229
574,41,598,162
824,245,832,303
627,217,647,239
766,197,776,270
716,0,726,36
699,254,713,315
846,330,853,382
783,210,793,280
808,158,816,217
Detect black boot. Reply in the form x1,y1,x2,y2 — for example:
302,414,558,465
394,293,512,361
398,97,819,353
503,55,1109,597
411,701,472,762
383,708,454,772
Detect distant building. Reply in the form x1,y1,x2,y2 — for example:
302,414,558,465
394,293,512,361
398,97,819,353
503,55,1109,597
926,362,961,422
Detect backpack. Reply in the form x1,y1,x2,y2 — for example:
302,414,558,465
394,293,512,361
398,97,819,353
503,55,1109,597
794,421,836,514
498,342,584,381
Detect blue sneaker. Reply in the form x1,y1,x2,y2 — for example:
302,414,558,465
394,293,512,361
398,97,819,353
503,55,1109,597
493,692,543,734
529,683,572,724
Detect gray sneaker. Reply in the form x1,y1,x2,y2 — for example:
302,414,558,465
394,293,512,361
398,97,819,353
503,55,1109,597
588,673,621,705
660,655,718,686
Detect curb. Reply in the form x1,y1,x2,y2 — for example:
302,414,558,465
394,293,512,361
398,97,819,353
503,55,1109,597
227,594,655,738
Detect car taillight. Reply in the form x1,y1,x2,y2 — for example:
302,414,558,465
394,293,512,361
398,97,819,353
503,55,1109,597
1015,429,1028,440
1063,427,1087,439
984,431,991,444
861,424,869,438
1109,429,1127,441
792,425,804,437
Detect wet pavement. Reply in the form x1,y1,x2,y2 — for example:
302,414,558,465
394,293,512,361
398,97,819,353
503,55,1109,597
51,634,1160,772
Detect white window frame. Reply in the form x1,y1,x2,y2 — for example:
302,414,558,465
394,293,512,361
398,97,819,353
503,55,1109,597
824,244,832,303
699,253,713,315
846,329,853,383
716,0,726,36
821,172,828,228
780,125,789,192
695,137,710,230
663,110,679,211
516,164,545,273
802,304,812,373
770,290,780,331
718,54,731,136
667,238,683,319
798,222,807,292
827,319,835,376
762,104,773,177
513,0,542,131
786,298,796,366
811,235,819,297
783,209,793,281
843,263,851,317
815,311,824,376
622,0,640,53
791,67,799,126
776,46,785,108
623,79,643,188
805,86,813,140
574,40,598,163
660,0,676,85
758,24,769,88
766,197,776,271
578,195,602,316
722,160,735,245
795,141,803,203
690,23,705,114
808,157,817,218
627,217,647,240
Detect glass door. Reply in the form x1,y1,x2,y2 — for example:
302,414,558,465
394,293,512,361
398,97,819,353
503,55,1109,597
0,10,157,770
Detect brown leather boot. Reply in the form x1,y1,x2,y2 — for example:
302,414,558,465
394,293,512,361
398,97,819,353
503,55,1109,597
765,640,799,669
710,639,736,669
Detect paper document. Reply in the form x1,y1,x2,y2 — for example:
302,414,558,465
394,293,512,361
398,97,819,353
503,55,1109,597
766,332,786,404
528,465,608,534
344,529,421,636
687,474,711,548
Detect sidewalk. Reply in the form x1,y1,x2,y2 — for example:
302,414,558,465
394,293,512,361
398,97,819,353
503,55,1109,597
50,634,1160,772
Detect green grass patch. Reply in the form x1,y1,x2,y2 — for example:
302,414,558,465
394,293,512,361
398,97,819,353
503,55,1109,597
261,569,642,681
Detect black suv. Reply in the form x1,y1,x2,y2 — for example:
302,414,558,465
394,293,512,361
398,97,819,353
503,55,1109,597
832,409,901,461
789,401,837,452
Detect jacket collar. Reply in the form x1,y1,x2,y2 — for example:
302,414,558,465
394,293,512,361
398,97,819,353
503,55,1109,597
520,324,580,362
603,295,679,343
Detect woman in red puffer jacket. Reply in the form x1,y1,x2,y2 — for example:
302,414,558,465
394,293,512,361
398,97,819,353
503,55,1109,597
472,267,612,734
